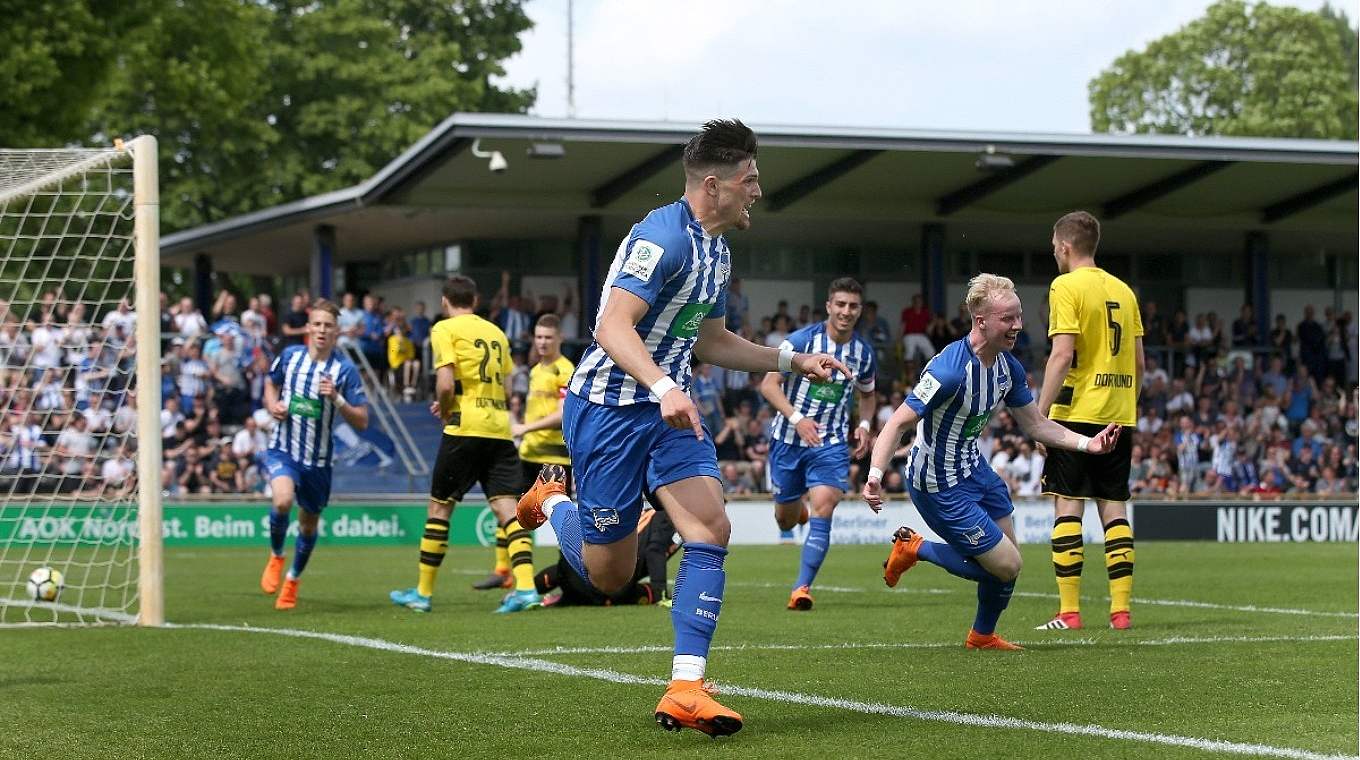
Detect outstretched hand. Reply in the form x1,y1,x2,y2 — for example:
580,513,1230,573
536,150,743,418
792,352,851,382
1086,423,1122,455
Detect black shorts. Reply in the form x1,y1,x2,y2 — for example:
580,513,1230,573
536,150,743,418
429,434,521,504
1041,420,1133,502
521,460,574,495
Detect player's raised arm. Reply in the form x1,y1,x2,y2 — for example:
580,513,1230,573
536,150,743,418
694,316,849,381
862,401,919,511
1009,402,1120,455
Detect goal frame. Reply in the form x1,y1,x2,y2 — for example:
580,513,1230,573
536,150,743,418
0,136,164,625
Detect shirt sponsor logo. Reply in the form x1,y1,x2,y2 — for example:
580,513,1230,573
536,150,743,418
913,372,941,404
288,395,322,420
622,239,663,282
668,303,713,338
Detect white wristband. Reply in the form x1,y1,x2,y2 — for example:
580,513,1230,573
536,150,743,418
332,393,348,409
858,419,871,431
868,466,884,482
778,346,795,373
1076,435,1091,453
788,411,805,425
650,376,678,399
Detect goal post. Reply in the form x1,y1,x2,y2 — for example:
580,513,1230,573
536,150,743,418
0,137,163,626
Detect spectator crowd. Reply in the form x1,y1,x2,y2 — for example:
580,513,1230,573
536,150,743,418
1,273,1354,502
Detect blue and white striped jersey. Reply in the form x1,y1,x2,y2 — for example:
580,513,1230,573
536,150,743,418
267,345,367,469
770,322,877,447
570,198,730,406
904,338,1033,493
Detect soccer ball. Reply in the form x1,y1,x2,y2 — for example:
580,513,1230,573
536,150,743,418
27,567,64,602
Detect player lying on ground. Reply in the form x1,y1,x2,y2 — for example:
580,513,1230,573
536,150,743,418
535,498,678,607
862,273,1119,650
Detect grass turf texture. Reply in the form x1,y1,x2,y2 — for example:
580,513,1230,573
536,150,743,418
3,541,1355,759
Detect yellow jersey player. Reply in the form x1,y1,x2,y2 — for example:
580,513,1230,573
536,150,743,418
390,275,541,614
472,313,575,591
1037,211,1144,631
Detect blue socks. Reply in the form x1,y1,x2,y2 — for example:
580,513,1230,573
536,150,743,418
918,538,1015,635
973,578,1015,635
269,510,289,556
918,539,994,582
672,542,727,659
794,516,832,589
548,500,589,583
289,531,317,579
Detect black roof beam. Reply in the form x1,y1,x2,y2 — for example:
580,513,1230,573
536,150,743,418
935,155,1060,216
1260,172,1358,223
590,144,684,208
1101,161,1230,219
765,150,883,212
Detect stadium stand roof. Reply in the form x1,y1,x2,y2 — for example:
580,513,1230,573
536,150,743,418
162,113,1358,273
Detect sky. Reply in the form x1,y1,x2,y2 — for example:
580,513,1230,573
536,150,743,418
499,0,1340,135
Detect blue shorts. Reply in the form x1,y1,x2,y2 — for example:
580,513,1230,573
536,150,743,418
906,469,1013,557
562,393,721,544
264,450,333,514
768,439,849,503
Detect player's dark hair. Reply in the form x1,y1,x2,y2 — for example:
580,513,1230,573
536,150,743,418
1054,211,1101,256
683,119,758,179
535,313,561,331
308,298,340,320
443,275,478,308
828,277,863,299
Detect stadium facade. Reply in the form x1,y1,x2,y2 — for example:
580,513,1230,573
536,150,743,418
162,113,1358,339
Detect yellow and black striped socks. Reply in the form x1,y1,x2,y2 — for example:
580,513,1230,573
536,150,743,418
493,525,510,576
504,518,535,592
417,517,450,597
1051,515,1084,614
1104,518,1135,615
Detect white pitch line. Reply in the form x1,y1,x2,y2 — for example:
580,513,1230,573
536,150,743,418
504,633,1355,658
0,596,137,626
167,622,1356,760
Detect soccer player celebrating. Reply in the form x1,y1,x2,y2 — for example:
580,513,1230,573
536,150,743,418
259,298,369,610
1036,211,1143,631
516,119,847,737
390,275,541,614
862,274,1120,650
761,277,877,611
472,313,575,592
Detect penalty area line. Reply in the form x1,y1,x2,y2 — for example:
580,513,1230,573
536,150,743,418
169,621,1356,760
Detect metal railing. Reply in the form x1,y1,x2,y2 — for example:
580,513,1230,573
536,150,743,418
340,345,429,479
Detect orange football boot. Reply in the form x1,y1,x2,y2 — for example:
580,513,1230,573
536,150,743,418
260,554,286,595
787,585,813,611
882,526,923,587
654,679,743,737
965,629,1024,650
517,464,568,531
1035,611,1084,630
275,578,299,610
1110,610,1132,630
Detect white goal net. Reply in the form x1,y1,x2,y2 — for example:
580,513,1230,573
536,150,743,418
0,137,162,626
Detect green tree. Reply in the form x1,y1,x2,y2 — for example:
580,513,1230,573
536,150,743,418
2,1,534,232
1089,0,1359,139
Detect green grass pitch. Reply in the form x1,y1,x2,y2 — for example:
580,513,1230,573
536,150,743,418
3,541,1356,759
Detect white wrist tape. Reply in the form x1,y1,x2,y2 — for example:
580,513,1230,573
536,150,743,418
868,466,884,482
332,393,348,409
1076,435,1091,453
650,376,678,399
788,411,805,425
858,419,871,431
778,347,795,373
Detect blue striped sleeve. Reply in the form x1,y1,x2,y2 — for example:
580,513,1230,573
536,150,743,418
612,230,685,307
340,362,368,407
904,362,961,416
